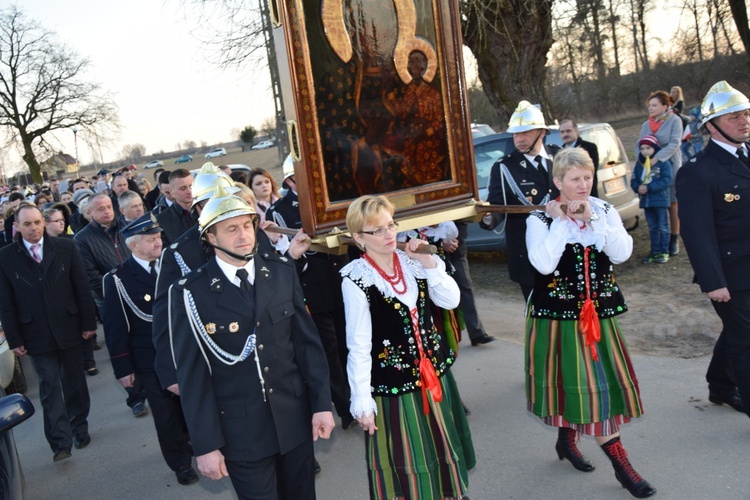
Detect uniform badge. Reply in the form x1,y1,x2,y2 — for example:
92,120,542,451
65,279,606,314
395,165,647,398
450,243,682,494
206,322,217,334
144,294,151,302
531,188,538,196
229,322,240,333
279,256,288,262
724,193,740,202
178,279,187,285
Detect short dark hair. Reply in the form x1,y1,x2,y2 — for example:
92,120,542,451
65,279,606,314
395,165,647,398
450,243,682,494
8,192,25,202
169,169,191,183
230,171,249,185
153,168,165,181
158,171,171,186
15,202,42,220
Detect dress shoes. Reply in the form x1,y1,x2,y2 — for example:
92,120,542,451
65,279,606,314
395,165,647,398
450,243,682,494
132,401,149,417
314,458,321,474
53,450,72,462
470,334,496,346
74,433,91,449
86,367,99,376
708,390,745,413
175,465,199,485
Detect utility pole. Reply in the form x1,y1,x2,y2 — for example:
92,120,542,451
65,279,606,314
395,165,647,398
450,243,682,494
260,0,288,164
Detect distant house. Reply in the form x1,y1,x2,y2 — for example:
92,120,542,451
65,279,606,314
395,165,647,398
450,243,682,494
41,152,78,177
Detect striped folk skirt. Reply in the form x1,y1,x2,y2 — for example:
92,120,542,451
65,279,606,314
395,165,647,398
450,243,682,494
525,315,644,436
366,370,476,500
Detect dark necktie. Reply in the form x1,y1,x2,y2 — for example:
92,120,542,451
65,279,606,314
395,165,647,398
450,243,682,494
236,268,252,292
149,260,158,277
534,155,547,175
737,148,750,169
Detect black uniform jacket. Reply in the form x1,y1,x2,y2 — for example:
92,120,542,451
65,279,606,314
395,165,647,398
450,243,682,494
156,202,197,247
103,257,158,379
676,140,750,293
0,236,97,355
169,253,331,461
482,146,560,286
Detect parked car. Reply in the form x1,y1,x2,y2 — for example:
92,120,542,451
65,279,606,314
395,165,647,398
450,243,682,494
471,123,495,139
0,390,35,500
204,148,227,159
251,140,274,150
143,160,164,169
466,123,641,251
175,154,193,164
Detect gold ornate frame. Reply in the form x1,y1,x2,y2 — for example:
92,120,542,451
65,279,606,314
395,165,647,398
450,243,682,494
273,0,477,237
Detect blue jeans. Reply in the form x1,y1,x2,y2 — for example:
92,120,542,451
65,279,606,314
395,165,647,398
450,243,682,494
644,207,669,255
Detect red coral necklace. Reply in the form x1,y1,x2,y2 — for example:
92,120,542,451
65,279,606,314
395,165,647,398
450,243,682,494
364,253,407,295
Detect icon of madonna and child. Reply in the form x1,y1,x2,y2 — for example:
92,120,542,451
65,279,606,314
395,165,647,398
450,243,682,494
310,0,452,202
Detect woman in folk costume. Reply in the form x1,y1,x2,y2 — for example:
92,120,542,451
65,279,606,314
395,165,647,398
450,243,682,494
341,195,475,500
525,148,656,498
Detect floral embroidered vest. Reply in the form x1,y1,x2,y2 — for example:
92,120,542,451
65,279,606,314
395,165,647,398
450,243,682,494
530,242,628,320
350,276,455,397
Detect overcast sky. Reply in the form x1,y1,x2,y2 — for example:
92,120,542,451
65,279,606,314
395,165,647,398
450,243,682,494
12,0,275,170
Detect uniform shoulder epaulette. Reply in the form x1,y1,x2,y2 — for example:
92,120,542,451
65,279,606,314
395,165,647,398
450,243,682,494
173,267,204,289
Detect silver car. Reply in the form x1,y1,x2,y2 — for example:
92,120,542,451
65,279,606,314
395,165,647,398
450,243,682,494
466,123,641,251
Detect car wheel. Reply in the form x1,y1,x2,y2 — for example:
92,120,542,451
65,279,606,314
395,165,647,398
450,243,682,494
5,358,26,395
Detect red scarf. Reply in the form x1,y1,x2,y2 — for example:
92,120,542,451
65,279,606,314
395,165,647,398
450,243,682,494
648,109,673,134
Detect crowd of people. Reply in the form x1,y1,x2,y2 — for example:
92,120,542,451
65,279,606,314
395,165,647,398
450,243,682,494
0,78,747,499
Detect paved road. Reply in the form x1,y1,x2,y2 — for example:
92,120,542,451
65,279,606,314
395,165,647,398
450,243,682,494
11,326,750,499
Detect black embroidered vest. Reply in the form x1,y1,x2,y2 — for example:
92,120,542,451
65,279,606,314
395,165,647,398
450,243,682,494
351,277,455,397
530,242,628,320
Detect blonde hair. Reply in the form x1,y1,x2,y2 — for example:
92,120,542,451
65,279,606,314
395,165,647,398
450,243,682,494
670,86,684,101
234,182,257,206
552,147,595,180
346,195,394,234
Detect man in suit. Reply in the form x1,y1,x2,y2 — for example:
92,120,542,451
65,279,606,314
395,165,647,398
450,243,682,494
481,100,560,300
102,214,198,485
156,169,195,246
677,81,750,417
144,168,165,210
0,203,97,462
169,187,333,498
559,119,600,197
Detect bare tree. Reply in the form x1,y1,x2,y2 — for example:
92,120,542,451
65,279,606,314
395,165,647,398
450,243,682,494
119,144,146,164
461,0,557,125
0,7,119,182
606,0,623,76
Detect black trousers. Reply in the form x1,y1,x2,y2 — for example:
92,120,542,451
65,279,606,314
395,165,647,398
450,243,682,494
447,243,488,340
29,343,90,453
225,438,315,500
311,308,351,419
137,370,193,471
707,291,750,416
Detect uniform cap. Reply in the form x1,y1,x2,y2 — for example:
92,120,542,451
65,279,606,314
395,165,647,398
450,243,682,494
506,100,548,133
198,185,258,237
191,162,238,207
700,81,750,128
120,213,162,239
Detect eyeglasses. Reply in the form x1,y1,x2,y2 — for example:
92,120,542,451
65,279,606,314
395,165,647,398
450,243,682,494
359,221,399,237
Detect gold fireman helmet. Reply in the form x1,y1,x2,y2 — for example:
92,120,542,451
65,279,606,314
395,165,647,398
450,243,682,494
506,100,548,133
198,184,258,239
191,162,238,207
700,81,750,129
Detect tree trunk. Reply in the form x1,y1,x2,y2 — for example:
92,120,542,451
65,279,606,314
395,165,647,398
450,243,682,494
689,0,704,62
462,0,556,125
726,0,750,69
20,137,42,183
637,0,650,71
629,0,641,73
607,0,622,76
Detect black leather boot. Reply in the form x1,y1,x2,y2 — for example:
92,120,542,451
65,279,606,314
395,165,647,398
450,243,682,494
601,436,656,498
555,428,595,472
